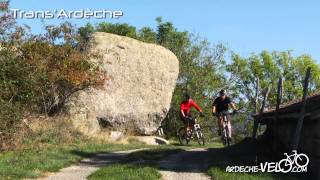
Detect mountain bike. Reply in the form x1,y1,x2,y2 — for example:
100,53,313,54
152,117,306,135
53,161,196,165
154,108,178,139
155,125,165,137
178,113,205,145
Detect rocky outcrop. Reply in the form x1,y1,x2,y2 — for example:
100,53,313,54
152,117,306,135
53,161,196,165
64,32,179,135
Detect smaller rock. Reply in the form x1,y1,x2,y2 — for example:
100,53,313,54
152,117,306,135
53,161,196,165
110,131,124,141
133,136,170,145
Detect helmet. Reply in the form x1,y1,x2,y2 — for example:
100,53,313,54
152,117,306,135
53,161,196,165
183,93,190,101
219,89,226,96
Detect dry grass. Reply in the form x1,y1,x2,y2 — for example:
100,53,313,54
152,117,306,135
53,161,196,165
0,114,86,151
0,114,161,151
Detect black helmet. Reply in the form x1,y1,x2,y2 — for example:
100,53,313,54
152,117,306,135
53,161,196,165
183,93,190,101
219,89,226,96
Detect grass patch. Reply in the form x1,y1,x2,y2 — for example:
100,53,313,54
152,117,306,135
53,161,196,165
208,167,301,180
0,143,150,179
88,145,186,180
169,138,223,149
0,134,215,179
88,164,161,180
208,167,275,180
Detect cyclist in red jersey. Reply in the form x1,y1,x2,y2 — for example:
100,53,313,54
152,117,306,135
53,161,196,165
180,93,203,133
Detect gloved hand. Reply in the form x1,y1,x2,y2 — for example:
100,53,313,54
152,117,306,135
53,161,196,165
233,110,238,115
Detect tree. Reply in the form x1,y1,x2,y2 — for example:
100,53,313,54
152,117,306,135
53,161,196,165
96,22,137,38
138,27,157,43
78,23,94,42
227,51,320,112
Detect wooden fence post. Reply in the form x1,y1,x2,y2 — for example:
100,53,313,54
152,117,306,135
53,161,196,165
292,67,312,150
252,86,271,139
273,77,283,151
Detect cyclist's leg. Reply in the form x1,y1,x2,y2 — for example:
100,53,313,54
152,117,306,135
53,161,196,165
185,114,193,136
184,119,189,135
180,115,188,134
227,114,232,139
186,113,193,129
217,115,223,135
190,116,195,128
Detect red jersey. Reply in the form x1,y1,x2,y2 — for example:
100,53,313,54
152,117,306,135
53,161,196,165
180,99,202,115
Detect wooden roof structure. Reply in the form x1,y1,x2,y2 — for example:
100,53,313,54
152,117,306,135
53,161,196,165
255,91,320,124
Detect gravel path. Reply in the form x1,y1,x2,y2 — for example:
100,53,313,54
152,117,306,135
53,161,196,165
38,147,212,180
38,148,146,180
158,148,211,180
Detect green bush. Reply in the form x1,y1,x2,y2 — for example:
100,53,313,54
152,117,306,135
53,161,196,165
0,100,22,133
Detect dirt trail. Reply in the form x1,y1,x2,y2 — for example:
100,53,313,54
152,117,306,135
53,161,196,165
158,148,211,180
38,148,146,180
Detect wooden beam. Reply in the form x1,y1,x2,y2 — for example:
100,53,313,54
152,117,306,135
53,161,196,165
252,86,271,139
292,67,312,150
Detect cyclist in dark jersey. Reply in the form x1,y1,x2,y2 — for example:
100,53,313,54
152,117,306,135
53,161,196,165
212,89,237,137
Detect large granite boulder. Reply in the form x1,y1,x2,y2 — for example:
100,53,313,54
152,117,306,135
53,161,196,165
64,32,179,135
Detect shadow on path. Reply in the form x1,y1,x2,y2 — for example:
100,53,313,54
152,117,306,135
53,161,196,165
42,138,308,180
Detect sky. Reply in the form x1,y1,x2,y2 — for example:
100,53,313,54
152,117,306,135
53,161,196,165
8,0,320,62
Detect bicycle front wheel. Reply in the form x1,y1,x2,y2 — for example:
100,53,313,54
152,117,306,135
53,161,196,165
196,129,205,146
225,126,230,146
221,127,228,146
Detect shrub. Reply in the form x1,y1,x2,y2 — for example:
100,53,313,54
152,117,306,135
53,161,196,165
0,13,106,142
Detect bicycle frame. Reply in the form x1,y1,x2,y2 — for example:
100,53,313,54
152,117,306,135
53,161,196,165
185,116,200,136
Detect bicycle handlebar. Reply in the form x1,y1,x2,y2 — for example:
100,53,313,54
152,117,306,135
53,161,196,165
216,110,235,116
215,108,248,116
193,112,204,119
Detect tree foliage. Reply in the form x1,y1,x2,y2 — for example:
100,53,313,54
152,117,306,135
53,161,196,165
227,51,320,111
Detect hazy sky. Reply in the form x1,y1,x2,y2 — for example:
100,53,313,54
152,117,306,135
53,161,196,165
10,0,320,62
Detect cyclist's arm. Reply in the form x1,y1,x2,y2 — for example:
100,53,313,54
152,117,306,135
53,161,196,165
180,104,186,117
212,98,218,114
191,100,202,112
181,109,186,117
212,105,216,113
231,102,236,110
226,97,237,110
